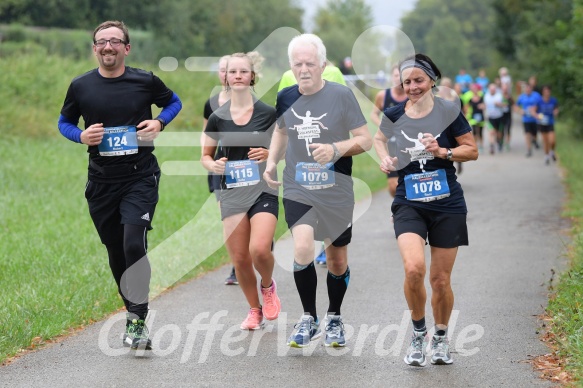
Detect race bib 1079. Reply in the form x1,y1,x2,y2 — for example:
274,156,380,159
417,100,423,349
295,162,335,190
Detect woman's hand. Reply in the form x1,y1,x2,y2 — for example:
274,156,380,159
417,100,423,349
213,157,227,175
248,147,268,163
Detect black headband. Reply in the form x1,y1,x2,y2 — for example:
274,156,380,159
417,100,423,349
399,59,437,82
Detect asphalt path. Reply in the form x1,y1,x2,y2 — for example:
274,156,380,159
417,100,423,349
1,121,569,387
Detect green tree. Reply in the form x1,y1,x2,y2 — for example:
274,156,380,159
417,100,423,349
492,0,583,134
0,0,159,29
424,14,470,78
313,0,374,66
400,0,495,74
154,0,302,59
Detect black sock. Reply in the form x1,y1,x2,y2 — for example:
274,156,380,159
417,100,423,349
293,261,318,319
435,326,447,337
412,317,426,333
327,267,350,316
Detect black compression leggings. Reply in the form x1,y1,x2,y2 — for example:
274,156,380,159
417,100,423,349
105,224,151,319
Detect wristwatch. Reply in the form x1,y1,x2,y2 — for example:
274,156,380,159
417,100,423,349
331,143,341,162
155,117,166,131
446,148,453,161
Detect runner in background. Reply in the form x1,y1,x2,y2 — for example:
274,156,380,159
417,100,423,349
534,85,559,165
371,65,408,196
475,69,489,91
463,83,486,152
500,82,514,151
499,67,512,91
455,68,473,94
515,82,542,157
528,75,542,149
483,83,506,154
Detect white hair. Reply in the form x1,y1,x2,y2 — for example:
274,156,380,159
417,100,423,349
288,33,327,67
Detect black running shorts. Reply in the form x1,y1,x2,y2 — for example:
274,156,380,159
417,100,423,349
283,198,353,247
220,192,279,220
85,171,160,245
392,203,468,248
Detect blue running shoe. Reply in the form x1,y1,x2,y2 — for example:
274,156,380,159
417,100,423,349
287,315,321,348
315,244,326,265
324,315,346,347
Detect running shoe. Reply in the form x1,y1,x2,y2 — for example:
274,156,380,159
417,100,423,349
404,330,427,367
240,307,264,330
430,335,453,365
287,315,321,348
122,313,131,345
261,279,281,320
315,249,327,265
125,318,152,350
324,315,346,347
225,267,238,285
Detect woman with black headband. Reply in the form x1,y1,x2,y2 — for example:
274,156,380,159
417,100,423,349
373,53,478,367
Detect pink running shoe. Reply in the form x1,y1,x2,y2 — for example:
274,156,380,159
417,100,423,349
261,279,281,320
240,307,264,330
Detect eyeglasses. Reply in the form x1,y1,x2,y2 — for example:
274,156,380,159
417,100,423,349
93,38,126,48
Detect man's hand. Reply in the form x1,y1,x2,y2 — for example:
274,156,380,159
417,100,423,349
136,119,163,142
309,143,335,165
263,162,282,189
80,123,104,146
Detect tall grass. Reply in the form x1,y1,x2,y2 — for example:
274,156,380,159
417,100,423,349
544,122,583,381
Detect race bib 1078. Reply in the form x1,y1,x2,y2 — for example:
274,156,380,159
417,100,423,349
405,169,451,202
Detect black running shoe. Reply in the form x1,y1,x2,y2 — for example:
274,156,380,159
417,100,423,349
124,319,152,350
225,267,238,285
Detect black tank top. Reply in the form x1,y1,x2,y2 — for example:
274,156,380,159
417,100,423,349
383,89,405,110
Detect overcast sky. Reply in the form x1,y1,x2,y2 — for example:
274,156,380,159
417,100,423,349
298,0,418,31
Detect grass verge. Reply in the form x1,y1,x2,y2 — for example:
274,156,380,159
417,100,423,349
539,122,583,383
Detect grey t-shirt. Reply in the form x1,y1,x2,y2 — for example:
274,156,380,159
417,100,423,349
276,82,367,206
